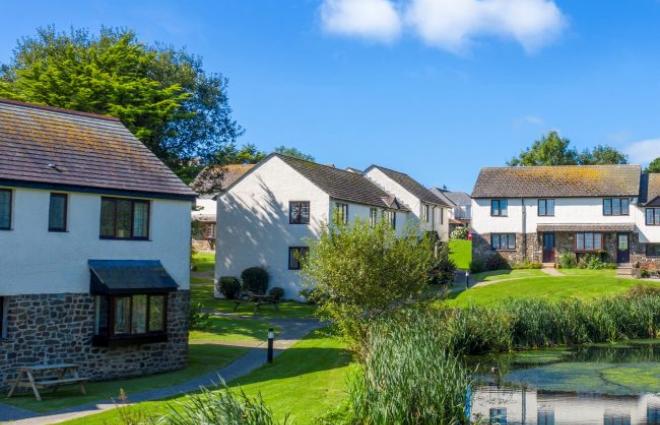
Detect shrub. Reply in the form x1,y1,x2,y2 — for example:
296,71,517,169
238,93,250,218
558,251,577,269
429,243,456,285
485,253,510,271
469,258,486,273
346,310,472,425
268,287,285,301
301,219,435,349
161,384,289,425
578,253,609,270
241,267,269,295
640,269,651,278
189,302,211,330
218,277,241,299
450,226,469,240
511,261,542,269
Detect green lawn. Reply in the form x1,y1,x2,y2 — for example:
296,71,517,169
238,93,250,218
191,251,215,273
449,239,471,270
60,329,355,425
3,343,247,413
446,269,659,307
190,315,277,344
472,268,547,282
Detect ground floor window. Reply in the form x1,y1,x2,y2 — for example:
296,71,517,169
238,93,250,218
0,297,6,338
647,244,660,257
576,232,602,252
383,209,396,229
288,246,309,270
491,233,516,250
94,294,167,344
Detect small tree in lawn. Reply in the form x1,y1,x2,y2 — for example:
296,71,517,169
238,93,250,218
301,219,435,350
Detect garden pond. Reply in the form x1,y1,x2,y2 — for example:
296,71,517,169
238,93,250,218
467,340,660,424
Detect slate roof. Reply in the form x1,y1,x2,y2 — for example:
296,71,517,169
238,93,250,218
0,99,195,200
190,163,255,194
89,260,178,295
366,165,449,206
472,165,641,199
430,188,471,207
277,155,409,210
640,173,660,206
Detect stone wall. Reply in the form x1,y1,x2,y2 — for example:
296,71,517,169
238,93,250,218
472,232,537,266
0,291,189,390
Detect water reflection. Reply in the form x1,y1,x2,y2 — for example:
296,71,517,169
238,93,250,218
471,386,660,424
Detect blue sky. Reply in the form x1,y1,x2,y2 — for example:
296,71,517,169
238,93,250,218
2,0,660,192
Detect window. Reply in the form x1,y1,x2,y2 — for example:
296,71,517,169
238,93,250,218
647,244,660,257
94,294,167,344
537,410,555,425
369,208,378,227
383,210,396,229
100,197,150,239
0,297,5,339
0,189,11,230
647,208,660,226
576,232,602,251
48,193,68,231
334,202,349,224
491,233,516,250
491,199,508,216
289,201,310,224
422,204,430,223
489,408,507,425
288,247,309,270
603,198,629,216
538,199,555,216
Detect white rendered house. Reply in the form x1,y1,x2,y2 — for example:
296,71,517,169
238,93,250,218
470,165,660,268
0,100,195,389
215,154,428,300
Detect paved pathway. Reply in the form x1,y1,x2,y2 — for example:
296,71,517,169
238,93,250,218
0,318,321,425
541,267,564,276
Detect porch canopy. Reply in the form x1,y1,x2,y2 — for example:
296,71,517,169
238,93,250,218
536,223,636,233
89,260,178,295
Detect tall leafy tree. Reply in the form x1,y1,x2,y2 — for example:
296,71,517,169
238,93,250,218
647,157,660,173
509,131,627,166
274,146,315,161
0,27,243,182
215,143,267,165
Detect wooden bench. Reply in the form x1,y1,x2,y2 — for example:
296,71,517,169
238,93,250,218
7,364,88,401
233,292,279,312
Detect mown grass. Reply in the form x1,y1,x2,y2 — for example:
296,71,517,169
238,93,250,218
3,343,247,413
448,239,471,270
60,329,355,425
191,251,215,273
189,316,277,344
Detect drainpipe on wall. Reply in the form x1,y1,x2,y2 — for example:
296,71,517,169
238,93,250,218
521,198,527,262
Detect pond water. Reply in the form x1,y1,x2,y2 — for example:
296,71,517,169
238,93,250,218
467,341,660,424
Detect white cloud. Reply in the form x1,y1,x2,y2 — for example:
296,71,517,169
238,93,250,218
320,0,567,54
320,0,402,42
406,0,566,53
624,139,660,164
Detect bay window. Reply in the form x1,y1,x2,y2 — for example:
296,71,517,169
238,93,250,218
94,294,167,346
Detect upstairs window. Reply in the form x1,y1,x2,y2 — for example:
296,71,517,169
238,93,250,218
538,199,555,216
100,197,150,240
490,199,508,217
603,198,629,216
0,189,11,230
383,210,396,229
422,204,431,223
491,233,516,250
576,232,602,252
646,208,660,226
289,201,310,224
288,246,309,270
335,202,349,225
369,208,378,227
48,193,68,232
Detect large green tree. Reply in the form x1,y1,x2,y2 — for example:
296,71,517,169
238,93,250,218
647,157,660,173
0,27,243,182
508,131,627,166
274,146,315,161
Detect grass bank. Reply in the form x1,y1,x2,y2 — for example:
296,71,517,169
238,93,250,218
449,239,471,270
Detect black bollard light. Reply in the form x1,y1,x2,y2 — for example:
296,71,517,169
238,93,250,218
465,270,470,289
267,328,274,363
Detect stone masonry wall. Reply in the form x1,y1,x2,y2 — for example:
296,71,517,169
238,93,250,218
0,291,189,390
472,232,537,266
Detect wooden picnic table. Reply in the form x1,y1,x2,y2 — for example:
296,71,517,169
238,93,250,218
233,292,279,312
6,363,88,401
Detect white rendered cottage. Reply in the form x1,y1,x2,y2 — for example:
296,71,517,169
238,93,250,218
0,100,195,388
470,165,660,268
216,154,448,300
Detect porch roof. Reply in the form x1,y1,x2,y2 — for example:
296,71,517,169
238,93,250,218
89,260,178,295
536,223,636,233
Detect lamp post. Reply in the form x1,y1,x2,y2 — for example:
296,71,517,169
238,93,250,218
465,270,470,289
267,328,274,363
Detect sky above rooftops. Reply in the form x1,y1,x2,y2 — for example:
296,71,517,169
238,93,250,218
2,0,660,192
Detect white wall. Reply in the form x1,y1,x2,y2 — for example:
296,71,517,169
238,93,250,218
0,187,192,296
216,156,330,300
192,197,216,221
472,197,638,234
635,204,660,243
